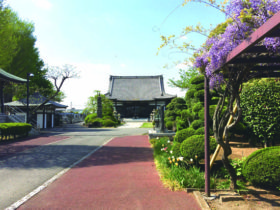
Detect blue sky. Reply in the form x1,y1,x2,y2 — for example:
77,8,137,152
6,0,225,109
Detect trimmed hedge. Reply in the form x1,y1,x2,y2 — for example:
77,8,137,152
180,135,217,162
190,75,204,85
171,141,181,157
165,121,173,130
0,123,32,139
191,120,204,130
102,119,117,127
242,146,280,189
174,127,195,143
195,127,205,135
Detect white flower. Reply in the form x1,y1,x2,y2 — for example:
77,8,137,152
190,158,193,162
156,137,159,139
172,156,174,159
178,157,184,161
167,140,170,143
170,150,173,154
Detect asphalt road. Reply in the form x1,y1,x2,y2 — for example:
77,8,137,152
0,123,150,210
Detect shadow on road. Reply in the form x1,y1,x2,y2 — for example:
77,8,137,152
0,144,153,169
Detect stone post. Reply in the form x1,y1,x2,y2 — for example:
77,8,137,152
97,93,102,118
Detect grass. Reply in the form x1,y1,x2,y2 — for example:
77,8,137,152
140,122,153,128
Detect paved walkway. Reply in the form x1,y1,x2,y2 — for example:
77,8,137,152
17,135,200,210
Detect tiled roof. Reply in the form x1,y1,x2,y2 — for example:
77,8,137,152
0,68,27,83
105,75,176,101
5,92,67,108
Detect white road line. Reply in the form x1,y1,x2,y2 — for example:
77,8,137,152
5,137,114,210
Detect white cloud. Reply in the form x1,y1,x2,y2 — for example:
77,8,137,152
180,35,188,40
31,0,52,10
175,62,189,70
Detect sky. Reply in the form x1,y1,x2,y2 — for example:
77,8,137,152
5,0,225,109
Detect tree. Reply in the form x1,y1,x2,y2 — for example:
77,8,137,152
168,67,199,89
192,0,280,190
0,6,19,69
159,0,280,190
31,64,78,113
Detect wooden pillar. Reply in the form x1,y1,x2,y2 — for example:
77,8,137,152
204,75,210,197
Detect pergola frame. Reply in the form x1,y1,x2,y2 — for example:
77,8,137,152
204,11,280,196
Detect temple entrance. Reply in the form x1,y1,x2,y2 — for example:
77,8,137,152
117,102,154,118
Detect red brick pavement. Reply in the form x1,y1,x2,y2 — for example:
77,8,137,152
18,135,200,210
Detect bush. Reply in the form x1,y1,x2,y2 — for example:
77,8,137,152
242,146,280,189
195,127,205,135
0,123,32,139
102,119,117,127
88,118,103,127
171,141,181,157
174,127,195,143
84,113,97,124
190,75,204,85
240,80,280,146
185,89,196,99
229,121,247,135
191,120,204,130
165,121,173,130
194,89,205,102
192,102,203,113
180,135,217,162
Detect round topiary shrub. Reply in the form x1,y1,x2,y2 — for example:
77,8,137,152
180,135,217,161
195,127,205,135
88,118,103,127
190,75,204,85
102,119,117,127
174,127,195,143
165,121,173,130
191,120,204,130
192,102,203,113
242,146,280,189
186,89,196,98
84,113,97,124
171,141,181,157
194,89,205,102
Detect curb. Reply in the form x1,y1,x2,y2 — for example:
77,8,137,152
193,191,211,210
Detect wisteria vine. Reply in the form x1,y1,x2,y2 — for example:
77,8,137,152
194,0,280,89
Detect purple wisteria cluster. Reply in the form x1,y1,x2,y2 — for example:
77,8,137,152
194,0,280,89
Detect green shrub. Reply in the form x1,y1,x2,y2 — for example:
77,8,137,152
229,122,247,135
192,102,203,113
193,82,204,90
191,120,204,130
84,113,97,124
165,121,173,130
88,118,103,127
190,75,204,85
171,141,181,157
195,127,205,135
194,89,205,102
185,89,196,99
102,119,117,127
180,135,217,162
174,127,195,143
240,80,280,146
242,146,280,189
0,123,32,139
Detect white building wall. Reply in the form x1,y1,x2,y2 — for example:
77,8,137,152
37,114,43,129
